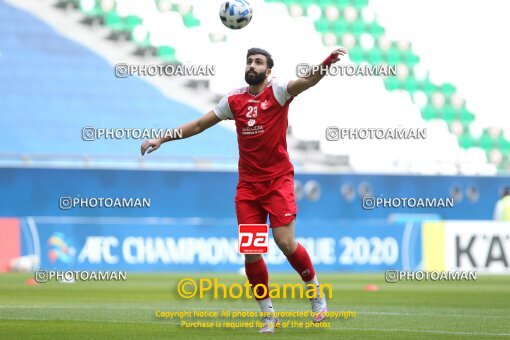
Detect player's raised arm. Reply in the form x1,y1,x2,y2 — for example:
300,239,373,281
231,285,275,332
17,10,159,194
287,47,347,97
140,110,221,156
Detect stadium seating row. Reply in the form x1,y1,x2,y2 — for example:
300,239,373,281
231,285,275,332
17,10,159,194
0,0,238,162
3,0,506,174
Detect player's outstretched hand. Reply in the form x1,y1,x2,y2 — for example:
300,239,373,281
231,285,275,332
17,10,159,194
329,47,348,64
141,139,162,156
322,47,348,66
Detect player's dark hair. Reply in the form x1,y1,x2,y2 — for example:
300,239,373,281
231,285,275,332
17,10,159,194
247,48,274,69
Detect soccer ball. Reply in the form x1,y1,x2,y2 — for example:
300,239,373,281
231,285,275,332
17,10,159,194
219,0,253,30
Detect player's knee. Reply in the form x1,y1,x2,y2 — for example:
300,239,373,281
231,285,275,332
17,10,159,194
274,237,296,255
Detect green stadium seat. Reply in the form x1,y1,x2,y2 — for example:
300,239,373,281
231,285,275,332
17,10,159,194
300,0,315,7
351,19,365,36
367,48,383,64
333,19,348,34
404,76,419,93
403,50,419,67
420,78,437,96
125,16,142,32
367,21,384,39
183,13,200,27
498,163,508,171
314,18,331,33
384,76,400,91
385,45,401,65
105,13,141,35
104,11,123,32
348,45,364,62
479,130,495,150
496,136,510,153
421,104,436,120
333,0,349,7
157,45,177,63
318,0,334,7
352,0,369,9
440,83,456,97
441,104,456,122
458,107,475,123
458,132,476,148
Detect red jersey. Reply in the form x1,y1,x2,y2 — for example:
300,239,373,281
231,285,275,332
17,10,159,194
214,79,295,182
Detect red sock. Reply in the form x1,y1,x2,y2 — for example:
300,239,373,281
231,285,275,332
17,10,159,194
286,243,316,282
245,258,269,300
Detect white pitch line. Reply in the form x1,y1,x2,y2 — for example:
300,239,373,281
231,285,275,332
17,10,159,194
1,317,510,337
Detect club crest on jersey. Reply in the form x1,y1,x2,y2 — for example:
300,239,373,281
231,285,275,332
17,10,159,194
261,100,270,110
247,119,256,127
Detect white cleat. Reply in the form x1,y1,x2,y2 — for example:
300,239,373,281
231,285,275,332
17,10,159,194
259,316,280,334
310,296,327,323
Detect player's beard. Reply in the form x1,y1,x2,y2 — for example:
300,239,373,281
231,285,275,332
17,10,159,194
245,69,266,85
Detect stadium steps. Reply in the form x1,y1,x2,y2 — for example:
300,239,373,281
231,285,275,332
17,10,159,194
55,0,202,64
0,0,238,168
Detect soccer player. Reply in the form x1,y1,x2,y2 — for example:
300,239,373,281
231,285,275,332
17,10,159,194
141,47,347,333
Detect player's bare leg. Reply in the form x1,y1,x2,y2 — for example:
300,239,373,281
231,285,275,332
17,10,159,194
272,220,328,322
244,254,279,333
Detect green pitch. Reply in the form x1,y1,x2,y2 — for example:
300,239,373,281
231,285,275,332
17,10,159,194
1,273,509,339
